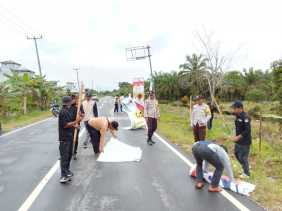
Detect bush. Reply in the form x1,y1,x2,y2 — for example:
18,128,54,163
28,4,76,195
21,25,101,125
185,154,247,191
181,96,189,106
245,89,267,102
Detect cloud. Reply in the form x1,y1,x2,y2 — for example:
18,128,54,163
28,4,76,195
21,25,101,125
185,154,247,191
0,0,281,90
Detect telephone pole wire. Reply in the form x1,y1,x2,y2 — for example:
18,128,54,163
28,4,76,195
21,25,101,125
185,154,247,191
27,35,43,76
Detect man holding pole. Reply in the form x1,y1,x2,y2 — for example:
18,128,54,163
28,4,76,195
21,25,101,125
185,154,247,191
58,96,82,183
191,96,211,142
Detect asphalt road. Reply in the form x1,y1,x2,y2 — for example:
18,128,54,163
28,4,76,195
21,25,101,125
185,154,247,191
0,97,264,211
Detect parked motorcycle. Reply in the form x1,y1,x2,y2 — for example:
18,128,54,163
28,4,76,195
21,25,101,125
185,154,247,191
50,102,60,117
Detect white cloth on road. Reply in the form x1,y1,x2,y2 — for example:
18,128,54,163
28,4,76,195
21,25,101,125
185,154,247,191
97,138,142,162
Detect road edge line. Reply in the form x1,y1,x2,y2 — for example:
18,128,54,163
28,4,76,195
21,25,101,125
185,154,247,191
17,128,86,211
1,117,53,138
154,132,250,211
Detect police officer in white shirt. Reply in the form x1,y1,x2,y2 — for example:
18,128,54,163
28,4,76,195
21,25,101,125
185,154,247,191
191,95,211,142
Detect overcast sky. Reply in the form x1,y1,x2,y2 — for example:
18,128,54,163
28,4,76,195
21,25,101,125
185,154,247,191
0,0,281,90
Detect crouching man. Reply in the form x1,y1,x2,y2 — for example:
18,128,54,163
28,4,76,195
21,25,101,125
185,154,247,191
86,117,119,154
192,140,234,192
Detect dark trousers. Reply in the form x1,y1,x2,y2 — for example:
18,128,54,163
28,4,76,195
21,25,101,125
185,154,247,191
147,117,157,140
114,103,119,112
193,124,206,142
73,129,80,155
86,122,101,154
120,104,123,112
192,143,224,187
207,116,214,130
235,144,250,176
59,141,72,177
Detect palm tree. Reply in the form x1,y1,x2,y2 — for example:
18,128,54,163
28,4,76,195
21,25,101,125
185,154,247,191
179,54,208,95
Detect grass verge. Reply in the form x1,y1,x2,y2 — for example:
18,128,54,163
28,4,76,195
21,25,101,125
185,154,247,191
1,110,52,133
157,103,282,211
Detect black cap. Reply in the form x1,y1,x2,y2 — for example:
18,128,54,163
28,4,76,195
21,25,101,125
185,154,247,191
85,92,92,97
62,96,72,105
231,100,243,108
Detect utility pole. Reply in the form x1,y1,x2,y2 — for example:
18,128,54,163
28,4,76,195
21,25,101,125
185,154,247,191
73,68,80,91
146,45,154,91
27,35,43,76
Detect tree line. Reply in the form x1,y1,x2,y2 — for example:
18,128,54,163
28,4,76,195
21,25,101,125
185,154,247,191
0,72,65,119
112,54,282,114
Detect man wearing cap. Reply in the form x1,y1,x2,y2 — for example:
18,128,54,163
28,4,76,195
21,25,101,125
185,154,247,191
144,91,160,145
82,92,98,148
58,96,82,183
230,101,252,179
191,96,211,142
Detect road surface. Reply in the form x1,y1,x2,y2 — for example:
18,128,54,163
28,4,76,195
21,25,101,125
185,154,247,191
0,97,264,211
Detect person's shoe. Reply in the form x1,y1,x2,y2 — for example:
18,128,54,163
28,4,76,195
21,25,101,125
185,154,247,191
147,139,153,145
239,173,250,179
67,171,74,178
150,139,156,144
195,182,204,189
73,154,77,160
208,186,222,192
59,176,70,183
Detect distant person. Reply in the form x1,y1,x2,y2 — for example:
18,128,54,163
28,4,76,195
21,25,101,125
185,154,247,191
114,96,119,113
87,117,119,154
192,140,235,192
230,101,252,179
191,96,211,142
82,92,98,148
58,96,81,183
119,95,124,112
70,94,85,160
207,101,217,130
144,91,160,145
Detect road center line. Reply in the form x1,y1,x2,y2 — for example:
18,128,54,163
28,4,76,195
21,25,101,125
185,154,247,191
17,128,86,211
154,133,250,211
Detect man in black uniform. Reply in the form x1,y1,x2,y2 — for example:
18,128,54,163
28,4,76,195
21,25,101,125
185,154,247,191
58,96,81,183
230,101,252,179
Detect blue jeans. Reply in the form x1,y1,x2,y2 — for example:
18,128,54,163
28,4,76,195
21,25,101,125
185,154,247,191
235,144,250,176
192,143,224,187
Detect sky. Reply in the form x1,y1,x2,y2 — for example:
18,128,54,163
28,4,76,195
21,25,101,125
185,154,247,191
0,0,281,90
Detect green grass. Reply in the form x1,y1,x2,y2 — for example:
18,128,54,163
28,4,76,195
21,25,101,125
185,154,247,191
158,103,282,211
1,110,52,133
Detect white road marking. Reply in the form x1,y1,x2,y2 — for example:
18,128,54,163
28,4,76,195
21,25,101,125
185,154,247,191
0,118,53,138
154,133,250,211
17,128,86,211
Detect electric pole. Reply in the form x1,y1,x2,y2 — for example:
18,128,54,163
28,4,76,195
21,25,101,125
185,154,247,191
146,45,154,91
73,68,80,91
27,35,43,76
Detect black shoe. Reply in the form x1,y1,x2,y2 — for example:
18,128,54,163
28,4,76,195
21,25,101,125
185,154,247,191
60,176,70,183
150,139,156,144
67,171,74,178
147,139,153,145
73,154,77,160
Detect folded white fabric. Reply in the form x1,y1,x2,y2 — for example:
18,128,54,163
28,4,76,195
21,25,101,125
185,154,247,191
97,138,142,162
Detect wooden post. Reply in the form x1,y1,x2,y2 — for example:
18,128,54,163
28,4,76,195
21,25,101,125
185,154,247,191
73,83,84,146
189,95,192,126
259,112,262,152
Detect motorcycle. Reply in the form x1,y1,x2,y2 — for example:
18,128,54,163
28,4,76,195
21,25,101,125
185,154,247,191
50,102,60,117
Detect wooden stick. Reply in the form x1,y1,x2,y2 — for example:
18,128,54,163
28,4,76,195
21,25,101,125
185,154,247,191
73,82,84,145
189,95,192,126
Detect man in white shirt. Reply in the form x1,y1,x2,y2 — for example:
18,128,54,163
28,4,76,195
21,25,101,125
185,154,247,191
82,92,98,147
191,95,211,142
144,91,160,145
